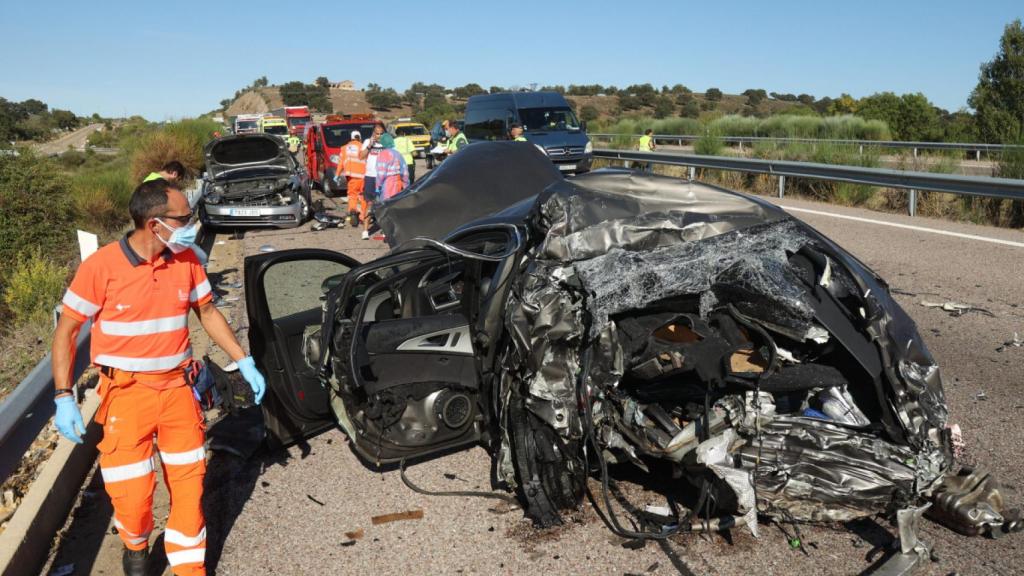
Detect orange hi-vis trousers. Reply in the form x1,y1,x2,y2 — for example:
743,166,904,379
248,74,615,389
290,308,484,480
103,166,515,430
96,370,207,575
346,176,367,221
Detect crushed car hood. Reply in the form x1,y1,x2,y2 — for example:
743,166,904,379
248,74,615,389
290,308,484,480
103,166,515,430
204,134,293,180
375,141,563,247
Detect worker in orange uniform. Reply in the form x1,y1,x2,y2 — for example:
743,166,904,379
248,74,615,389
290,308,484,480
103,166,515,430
338,130,367,227
51,179,266,576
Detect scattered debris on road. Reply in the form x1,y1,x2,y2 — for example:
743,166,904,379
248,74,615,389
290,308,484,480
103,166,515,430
996,332,1022,352
920,300,995,317
258,244,275,253
371,509,424,525
344,528,364,540
307,494,325,506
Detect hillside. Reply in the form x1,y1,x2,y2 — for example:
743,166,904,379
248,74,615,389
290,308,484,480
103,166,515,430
225,84,807,123
226,87,416,121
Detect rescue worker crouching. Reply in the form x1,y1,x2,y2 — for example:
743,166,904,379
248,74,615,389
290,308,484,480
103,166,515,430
52,179,267,576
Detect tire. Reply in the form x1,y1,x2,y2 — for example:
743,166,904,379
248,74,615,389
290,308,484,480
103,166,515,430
507,392,585,527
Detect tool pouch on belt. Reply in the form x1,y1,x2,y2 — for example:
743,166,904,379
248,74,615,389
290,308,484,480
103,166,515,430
185,358,220,411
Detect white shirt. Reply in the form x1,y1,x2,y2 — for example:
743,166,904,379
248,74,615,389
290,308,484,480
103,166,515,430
362,139,383,177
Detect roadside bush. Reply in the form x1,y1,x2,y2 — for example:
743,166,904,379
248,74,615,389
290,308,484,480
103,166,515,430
3,249,69,328
707,114,891,140
694,130,723,155
0,152,76,276
129,118,218,182
71,158,134,231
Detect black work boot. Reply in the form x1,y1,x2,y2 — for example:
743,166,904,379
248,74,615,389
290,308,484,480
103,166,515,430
122,546,148,576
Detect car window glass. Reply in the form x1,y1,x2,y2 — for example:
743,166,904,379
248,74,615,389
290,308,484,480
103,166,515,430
264,259,351,321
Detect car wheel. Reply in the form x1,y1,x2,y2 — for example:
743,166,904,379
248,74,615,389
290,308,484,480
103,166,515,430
507,391,585,527
322,179,337,198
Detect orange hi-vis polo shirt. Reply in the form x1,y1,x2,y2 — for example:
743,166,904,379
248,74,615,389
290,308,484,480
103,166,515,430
61,233,213,376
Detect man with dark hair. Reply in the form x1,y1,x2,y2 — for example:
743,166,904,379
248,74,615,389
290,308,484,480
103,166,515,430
509,123,527,141
52,179,266,576
143,160,188,183
444,119,468,156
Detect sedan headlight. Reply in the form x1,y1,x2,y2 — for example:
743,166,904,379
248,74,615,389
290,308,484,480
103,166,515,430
584,141,593,154
329,154,340,164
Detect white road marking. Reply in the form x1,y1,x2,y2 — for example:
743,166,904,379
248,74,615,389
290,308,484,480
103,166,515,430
781,205,1024,249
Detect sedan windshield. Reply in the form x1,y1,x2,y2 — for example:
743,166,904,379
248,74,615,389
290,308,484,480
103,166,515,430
518,107,580,132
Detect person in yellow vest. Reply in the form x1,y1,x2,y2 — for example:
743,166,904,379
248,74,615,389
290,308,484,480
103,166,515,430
286,134,301,155
339,131,367,226
392,133,417,183
444,120,468,156
509,123,527,142
143,161,187,183
637,129,656,172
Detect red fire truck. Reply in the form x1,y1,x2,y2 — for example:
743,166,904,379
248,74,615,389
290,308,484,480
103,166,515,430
271,106,312,137
304,114,378,196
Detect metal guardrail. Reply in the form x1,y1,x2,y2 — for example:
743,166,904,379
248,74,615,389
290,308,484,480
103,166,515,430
0,321,91,483
590,133,1023,160
593,149,1024,217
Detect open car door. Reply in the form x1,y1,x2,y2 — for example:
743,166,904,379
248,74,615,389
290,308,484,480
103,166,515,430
323,248,483,464
244,248,360,447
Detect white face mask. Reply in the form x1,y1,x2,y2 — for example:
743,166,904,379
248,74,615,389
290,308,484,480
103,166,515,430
155,218,198,254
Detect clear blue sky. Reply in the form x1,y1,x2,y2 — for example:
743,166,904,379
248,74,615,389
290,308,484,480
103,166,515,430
1,0,1020,119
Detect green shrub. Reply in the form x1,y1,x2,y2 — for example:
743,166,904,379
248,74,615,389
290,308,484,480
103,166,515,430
70,158,134,231
3,249,69,327
130,118,219,181
694,130,724,155
0,152,76,276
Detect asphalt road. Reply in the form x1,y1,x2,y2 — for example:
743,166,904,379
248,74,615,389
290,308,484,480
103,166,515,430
31,123,104,156
43,164,1024,575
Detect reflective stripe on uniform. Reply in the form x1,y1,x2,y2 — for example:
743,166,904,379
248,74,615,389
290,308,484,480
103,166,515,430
101,457,155,484
100,314,188,337
167,548,206,567
63,289,100,318
114,518,151,545
189,279,211,303
160,446,205,466
165,527,207,548
95,348,192,372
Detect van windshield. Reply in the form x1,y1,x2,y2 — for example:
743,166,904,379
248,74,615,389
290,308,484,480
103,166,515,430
518,107,580,132
237,121,258,131
395,125,427,136
323,124,376,147
263,125,288,135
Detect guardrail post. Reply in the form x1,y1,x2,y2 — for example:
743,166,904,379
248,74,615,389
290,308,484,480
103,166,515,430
738,141,744,152
778,175,786,199
913,147,918,159
688,166,695,180
908,189,918,217
859,144,864,155
976,150,981,162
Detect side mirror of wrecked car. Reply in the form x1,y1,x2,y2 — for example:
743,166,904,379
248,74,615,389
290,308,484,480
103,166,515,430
321,272,347,295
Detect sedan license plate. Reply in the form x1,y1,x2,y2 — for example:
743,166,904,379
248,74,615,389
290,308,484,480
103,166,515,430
558,164,577,171
231,208,261,217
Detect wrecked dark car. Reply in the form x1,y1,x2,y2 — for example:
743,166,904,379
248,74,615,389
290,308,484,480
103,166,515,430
243,142,1019,567
200,133,310,228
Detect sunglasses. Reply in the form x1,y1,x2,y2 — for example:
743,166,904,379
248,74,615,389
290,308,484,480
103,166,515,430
159,212,197,225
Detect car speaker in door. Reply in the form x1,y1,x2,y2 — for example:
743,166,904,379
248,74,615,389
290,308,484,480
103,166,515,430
434,390,472,429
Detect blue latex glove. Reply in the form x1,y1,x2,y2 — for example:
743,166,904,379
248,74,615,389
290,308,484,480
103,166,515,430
55,395,86,444
236,356,266,405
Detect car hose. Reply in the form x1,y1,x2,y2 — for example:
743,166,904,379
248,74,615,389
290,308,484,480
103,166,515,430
399,458,520,505
575,348,683,542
